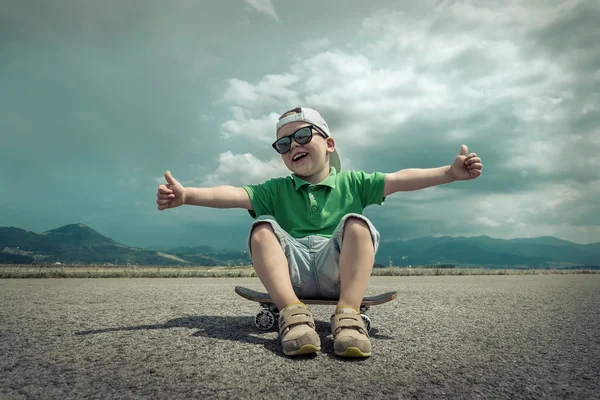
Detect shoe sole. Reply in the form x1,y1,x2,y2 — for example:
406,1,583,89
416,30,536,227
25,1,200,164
335,347,372,358
284,344,320,356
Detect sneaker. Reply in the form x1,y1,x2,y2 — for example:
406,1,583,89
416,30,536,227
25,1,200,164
331,308,372,357
278,303,321,356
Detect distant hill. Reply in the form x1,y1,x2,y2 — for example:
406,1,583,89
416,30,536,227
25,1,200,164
376,235,600,267
0,224,250,266
41,224,117,247
1,223,598,267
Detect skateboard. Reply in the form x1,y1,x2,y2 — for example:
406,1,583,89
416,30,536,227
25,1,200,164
235,286,397,332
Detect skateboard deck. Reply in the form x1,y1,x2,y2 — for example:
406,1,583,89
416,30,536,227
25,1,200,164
235,286,397,332
235,286,397,306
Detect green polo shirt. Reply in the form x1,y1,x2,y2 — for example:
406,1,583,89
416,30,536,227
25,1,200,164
243,167,386,239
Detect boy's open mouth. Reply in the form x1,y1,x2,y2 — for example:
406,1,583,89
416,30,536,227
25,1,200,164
292,152,308,162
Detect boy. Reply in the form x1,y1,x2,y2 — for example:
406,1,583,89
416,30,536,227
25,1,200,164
156,107,483,358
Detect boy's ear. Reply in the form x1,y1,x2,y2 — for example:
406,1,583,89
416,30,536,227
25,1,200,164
326,137,335,153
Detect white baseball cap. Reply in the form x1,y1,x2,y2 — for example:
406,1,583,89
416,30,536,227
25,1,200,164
276,107,341,172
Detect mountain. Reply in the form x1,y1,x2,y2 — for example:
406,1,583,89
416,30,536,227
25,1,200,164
1,224,598,267
41,224,117,247
0,224,249,266
585,242,600,251
376,235,600,267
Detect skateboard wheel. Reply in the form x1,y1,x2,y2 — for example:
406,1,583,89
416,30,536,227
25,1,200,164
360,314,371,333
255,309,277,330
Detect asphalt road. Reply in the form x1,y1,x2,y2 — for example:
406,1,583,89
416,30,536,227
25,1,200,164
1,275,599,399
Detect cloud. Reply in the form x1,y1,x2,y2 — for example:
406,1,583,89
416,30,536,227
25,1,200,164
177,1,600,244
220,107,281,142
223,74,301,108
244,0,279,22
474,217,502,228
6,0,597,247
214,3,600,250
302,38,332,51
220,74,303,141
220,1,599,184
369,177,599,244
201,151,289,187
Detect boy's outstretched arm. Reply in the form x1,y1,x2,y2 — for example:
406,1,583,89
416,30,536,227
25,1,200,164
156,171,252,211
383,145,482,197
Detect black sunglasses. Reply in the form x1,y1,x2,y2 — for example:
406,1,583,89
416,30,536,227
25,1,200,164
272,126,326,155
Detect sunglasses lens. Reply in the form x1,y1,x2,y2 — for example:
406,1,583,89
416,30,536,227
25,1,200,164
274,138,291,154
295,127,312,144
273,126,316,154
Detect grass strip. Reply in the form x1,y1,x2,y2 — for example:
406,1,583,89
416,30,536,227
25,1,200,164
1,265,598,278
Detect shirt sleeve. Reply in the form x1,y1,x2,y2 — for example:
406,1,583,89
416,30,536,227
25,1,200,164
355,170,387,207
242,178,279,219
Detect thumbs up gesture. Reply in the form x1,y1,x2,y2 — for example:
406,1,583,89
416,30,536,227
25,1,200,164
450,145,483,181
156,171,186,210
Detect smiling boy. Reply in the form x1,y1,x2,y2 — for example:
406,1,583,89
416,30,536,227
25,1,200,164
156,107,483,358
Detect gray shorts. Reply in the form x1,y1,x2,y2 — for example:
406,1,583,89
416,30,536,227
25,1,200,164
246,213,380,299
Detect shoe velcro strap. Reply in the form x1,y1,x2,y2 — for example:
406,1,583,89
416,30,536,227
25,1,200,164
279,309,315,332
331,314,368,336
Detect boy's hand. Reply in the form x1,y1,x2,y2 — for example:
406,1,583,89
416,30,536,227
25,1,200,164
450,145,483,181
156,171,186,210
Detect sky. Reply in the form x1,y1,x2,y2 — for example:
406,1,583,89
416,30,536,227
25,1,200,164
2,0,599,249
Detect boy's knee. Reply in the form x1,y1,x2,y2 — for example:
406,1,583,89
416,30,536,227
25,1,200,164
250,222,276,245
342,216,371,240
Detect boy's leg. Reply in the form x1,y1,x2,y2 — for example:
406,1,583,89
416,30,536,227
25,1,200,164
315,214,380,357
249,222,299,310
248,220,321,356
337,217,375,311
315,214,379,307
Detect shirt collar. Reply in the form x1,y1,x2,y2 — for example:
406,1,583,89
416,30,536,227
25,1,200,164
292,167,337,190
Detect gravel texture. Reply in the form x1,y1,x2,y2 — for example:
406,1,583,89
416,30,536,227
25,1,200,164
1,275,599,399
